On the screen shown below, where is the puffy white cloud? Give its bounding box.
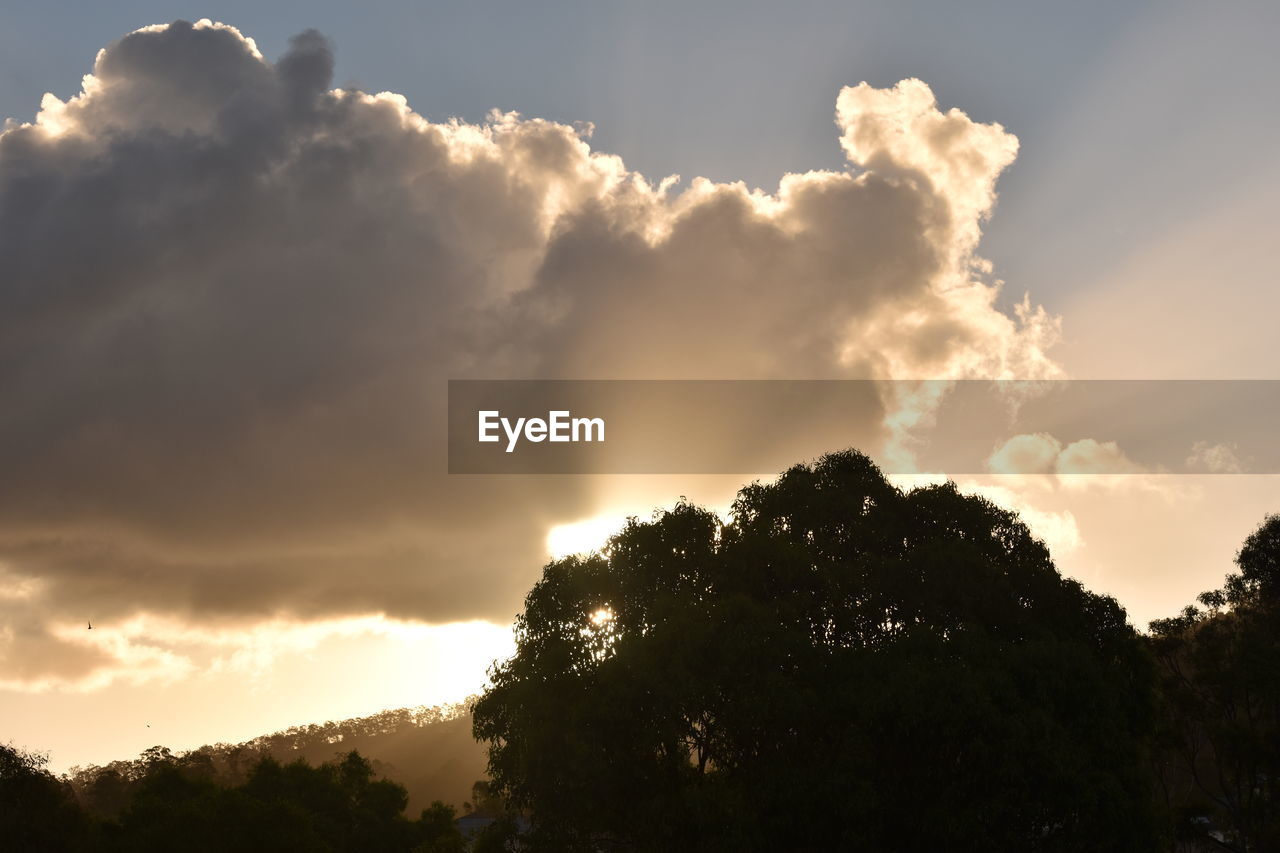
[1055,438,1150,476]
[986,432,1063,475]
[1187,441,1245,474]
[987,433,1149,476]
[984,434,1199,507]
[0,20,1057,688]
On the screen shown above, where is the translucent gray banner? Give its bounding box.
[447,380,1280,475]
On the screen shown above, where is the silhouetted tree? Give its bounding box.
[474,450,1163,851]
[1150,514,1280,851]
[103,749,465,852]
[49,701,483,848]
[414,801,467,852]
[67,698,480,817]
[470,815,522,853]
[465,779,505,815]
[459,778,523,852]
[79,765,132,819]
[0,742,93,851]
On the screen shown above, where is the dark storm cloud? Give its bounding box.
[0,20,1056,687]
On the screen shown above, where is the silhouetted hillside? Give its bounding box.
[67,701,487,816]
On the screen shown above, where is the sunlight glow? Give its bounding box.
[5,614,515,699]
[546,515,629,559]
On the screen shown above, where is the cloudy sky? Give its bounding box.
[2,0,1278,772]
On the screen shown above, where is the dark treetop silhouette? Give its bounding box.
[474,450,1163,852]
[1150,514,1280,852]
[2,741,470,853]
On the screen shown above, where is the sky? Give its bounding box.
[1,0,1277,772]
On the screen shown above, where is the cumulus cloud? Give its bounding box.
[1187,441,1245,474]
[987,433,1151,476]
[984,433,1199,508]
[985,432,1065,475]
[1055,439,1151,476]
[0,21,1057,688]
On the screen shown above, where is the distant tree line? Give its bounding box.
[62,700,474,808]
[2,744,467,852]
[5,450,1280,850]
[2,701,498,851]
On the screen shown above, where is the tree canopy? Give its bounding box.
[473,450,1162,851]
[2,744,467,853]
[1150,514,1280,851]
[1,742,93,851]
[66,700,482,818]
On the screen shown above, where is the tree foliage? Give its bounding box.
[66,699,479,816]
[4,745,465,852]
[473,450,1162,851]
[1,742,94,851]
[1150,514,1280,851]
